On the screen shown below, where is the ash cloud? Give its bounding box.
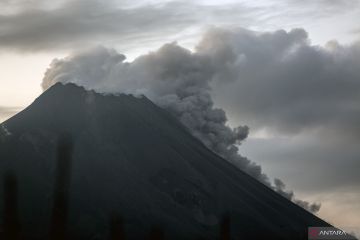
[200,28,360,139]
[274,178,321,213]
[1,0,359,52]
[41,27,337,213]
[41,44,268,183]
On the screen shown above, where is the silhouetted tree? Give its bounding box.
[49,133,73,240]
[148,226,164,240]
[110,214,126,240]
[220,214,230,240]
[3,172,21,240]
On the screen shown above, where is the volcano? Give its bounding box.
[0,83,331,239]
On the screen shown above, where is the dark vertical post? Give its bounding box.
[148,226,164,240]
[50,133,73,240]
[110,214,126,240]
[220,214,230,240]
[3,172,21,240]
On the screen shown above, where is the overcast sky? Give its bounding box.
[0,0,360,234]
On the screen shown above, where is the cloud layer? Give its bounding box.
[0,0,254,52]
[1,0,359,52]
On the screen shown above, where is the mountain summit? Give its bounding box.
[0,83,330,239]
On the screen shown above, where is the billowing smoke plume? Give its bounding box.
[274,178,321,213]
[42,28,321,213]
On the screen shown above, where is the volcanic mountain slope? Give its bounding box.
[0,83,330,239]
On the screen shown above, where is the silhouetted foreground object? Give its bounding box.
[0,83,332,239]
[220,214,230,240]
[50,134,73,240]
[3,172,21,240]
[148,227,164,240]
[110,214,126,240]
